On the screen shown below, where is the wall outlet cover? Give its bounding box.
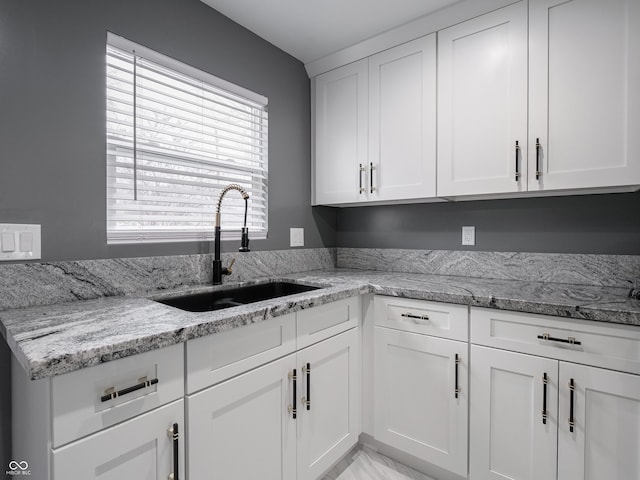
[462,226,475,246]
[290,228,304,247]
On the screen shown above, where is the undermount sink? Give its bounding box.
[156,281,322,312]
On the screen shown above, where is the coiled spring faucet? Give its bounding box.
[213,184,250,285]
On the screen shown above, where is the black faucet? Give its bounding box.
[213,184,251,285]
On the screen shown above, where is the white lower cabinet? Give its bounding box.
[12,343,185,480]
[53,399,184,480]
[470,307,640,480]
[371,296,469,477]
[558,363,640,480]
[187,327,361,480]
[374,327,468,477]
[470,346,558,480]
[187,353,297,480]
[297,328,361,480]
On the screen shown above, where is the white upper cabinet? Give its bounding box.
[437,2,528,197]
[314,0,639,202]
[438,0,640,197]
[314,59,368,205]
[368,35,437,201]
[528,0,640,191]
[314,36,437,205]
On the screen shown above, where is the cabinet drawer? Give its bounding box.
[471,307,640,374]
[187,313,296,393]
[296,296,360,349]
[52,343,183,448]
[374,296,468,341]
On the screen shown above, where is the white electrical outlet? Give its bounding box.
[462,226,475,246]
[290,228,304,247]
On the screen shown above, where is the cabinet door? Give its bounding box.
[437,2,528,197]
[470,346,557,480]
[52,399,184,480]
[297,328,361,480]
[314,59,368,205]
[374,327,467,476]
[558,363,640,480]
[529,0,640,191]
[369,35,436,201]
[187,354,296,480]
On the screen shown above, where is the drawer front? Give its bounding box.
[52,343,184,448]
[296,296,360,349]
[374,296,468,341]
[187,313,296,394]
[471,307,640,374]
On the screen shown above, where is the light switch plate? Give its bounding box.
[462,226,475,246]
[290,228,304,247]
[0,224,41,261]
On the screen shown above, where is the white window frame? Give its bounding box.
[106,32,268,244]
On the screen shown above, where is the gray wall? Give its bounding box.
[0,0,338,465]
[336,191,640,254]
[0,0,336,262]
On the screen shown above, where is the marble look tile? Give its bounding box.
[337,248,640,288]
[322,446,435,480]
[0,248,336,311]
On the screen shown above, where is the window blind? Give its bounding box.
[106,33,268,244]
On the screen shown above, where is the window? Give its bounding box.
[106,33,268,244]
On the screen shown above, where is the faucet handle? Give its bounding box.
[226,258,236,275]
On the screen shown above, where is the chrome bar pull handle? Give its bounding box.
[454,354,460,399]
[167,422,179,480]
[101,376,159,402]
[401,312,430,321]
[537,333,582,346]
[535,138,542,180]
[568,378,575,432]
[542,373,548,425]
[288,369,297,419]
[359,164,365,194]
[515,141,521,181]
[370,163,376,193]
[302,363,311,411]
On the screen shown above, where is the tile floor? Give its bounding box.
[321,446,436,480]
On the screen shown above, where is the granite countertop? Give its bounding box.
[1,268,639,381]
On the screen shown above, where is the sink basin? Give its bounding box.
[156,281,321,312]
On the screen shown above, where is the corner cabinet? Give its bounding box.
[470,307,640,480]
[438,0,640,198]
[314,35,437,206]
[373,297,469,477]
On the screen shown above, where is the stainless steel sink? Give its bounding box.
[155,281,321,312]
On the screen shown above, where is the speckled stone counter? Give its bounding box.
[1,267,639,381]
